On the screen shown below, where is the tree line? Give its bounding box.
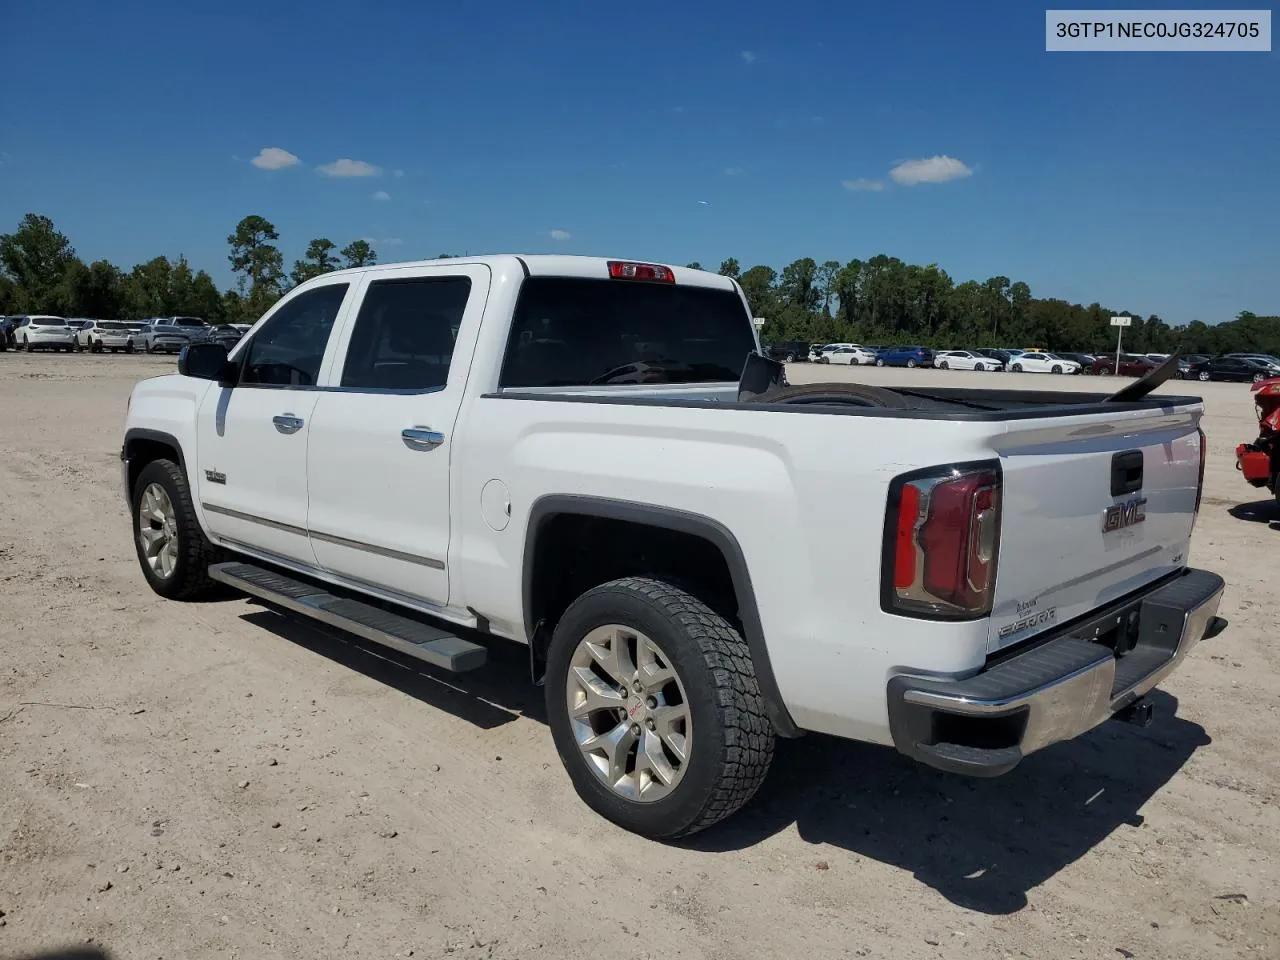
[1,211,1276,355]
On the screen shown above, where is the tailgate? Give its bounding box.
[987,403,1203,653]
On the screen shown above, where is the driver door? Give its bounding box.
[194,279,356,567]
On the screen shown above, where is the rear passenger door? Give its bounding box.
[306,263,491,608]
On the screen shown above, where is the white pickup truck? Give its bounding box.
[121,255,1225,839]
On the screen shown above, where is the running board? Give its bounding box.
[209,561,487,673]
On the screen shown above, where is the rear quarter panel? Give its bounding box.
[452,396,999,745]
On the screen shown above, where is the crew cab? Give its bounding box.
[120,255,1225,840]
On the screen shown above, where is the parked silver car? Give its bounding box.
[139,316,212,354]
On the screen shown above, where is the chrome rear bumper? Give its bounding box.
[887,568,1225,776]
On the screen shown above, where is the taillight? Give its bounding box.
[607,260,676,283]
[883,462,1002,619]
[1193,426,1207,519]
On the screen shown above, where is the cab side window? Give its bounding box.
[240,284,349,387]
[340,276,472,390]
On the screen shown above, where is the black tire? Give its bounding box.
[545,577,775,840]
[125,343,135,354]
[130,459,223,601]
[906,359,917,368]
[1254,373,1266,383]
[1011,363,1022,372]
[938,361,949,369]
[23,338,32,352]
[783,353,795,363]
[1198,371,1210,381]
[876,358,885,367]
[1051,365,1062,374]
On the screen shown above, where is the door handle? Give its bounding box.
[401,427,445,450]
[273,413,305,434]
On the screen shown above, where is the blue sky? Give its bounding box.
[2,0,1276,325]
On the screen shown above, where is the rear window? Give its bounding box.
[174,317,205,327]
[100,321,125,331]
[32,318,66,326]
[499,277,755,388]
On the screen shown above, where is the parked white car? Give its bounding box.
[935,350,1004,371]
[76,319,136,353]
[121,254,1223,840]
[1008,351,1080,374]
[11,315,76,352]
[825,345,878,365]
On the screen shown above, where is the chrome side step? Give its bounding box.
[209,561,487,673]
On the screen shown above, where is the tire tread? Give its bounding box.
[134,459,223,601]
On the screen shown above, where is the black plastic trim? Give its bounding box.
[878,459,1004,622]
[514,256,531,277]
[522,494,801,738]
[1110,449,1144,496]
[122,427,187,478]
[479,388,1203,422]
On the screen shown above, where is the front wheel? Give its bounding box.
[1051,365,1062,374]
[1198,371,1210,381]
[1255,373,1266,383]
[875,359,885,367]
[545,577,775,840]
[131,459,223,600]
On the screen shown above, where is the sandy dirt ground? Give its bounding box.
[0,352,1276,960]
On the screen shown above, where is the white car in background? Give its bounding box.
[1007,351,1080,375]
[825,344,878,365]
[935,350,1004,371]
[76,319,137,353]
[11,315,76,352]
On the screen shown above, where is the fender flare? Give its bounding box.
[522,494,801,738]
[122,427,187,483]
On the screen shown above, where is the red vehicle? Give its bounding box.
[1236,377,1280,497]
[1089,353,1158,376]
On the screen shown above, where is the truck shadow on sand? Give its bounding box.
[240,605,1210,916]
[686,691,1209,914]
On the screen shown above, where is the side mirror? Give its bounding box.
[178,342,236,385]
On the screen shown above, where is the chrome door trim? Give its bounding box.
[202,501,308,537]
[310,528,446,570]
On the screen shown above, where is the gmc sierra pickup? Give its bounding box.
[121,255,1225,839]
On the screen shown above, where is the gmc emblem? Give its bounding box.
[1102,496,1147,532]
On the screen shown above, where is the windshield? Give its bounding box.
[174,317,205,327]
[499,278,756,387]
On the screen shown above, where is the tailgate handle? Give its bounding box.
[1111,450,1144,496]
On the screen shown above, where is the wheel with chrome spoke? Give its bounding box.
[546,577,775,839]
[131,459,222,600]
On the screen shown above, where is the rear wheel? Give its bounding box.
[1254,372,1266,383]
[906,359,917,368]
[131,459,223,601]
[1011,363,1022,372]
[545,577,774,840]
[938,361,949,369]
[1198,371,1210,381]
[783,353,795,363]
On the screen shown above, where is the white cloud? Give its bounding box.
[393,169,405,178]
[548,229,571,241]
[723,166,746,176]
[888,155,973,186]
[317,158,382,177]
[841,178,885,192]
[372,190,391,201]
[251,147,300,170]
[740,50,756,64]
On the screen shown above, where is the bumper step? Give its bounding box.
[209,562,487,673]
